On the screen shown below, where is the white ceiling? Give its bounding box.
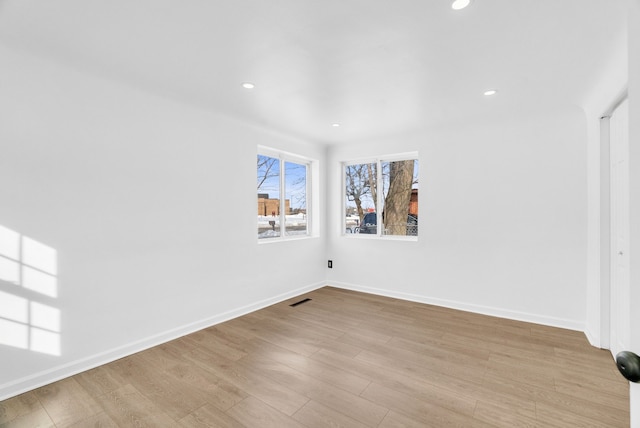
[0,0,629,144]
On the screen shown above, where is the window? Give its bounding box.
[257,148,312,241]
[344,155,419,238]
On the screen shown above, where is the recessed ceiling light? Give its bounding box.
[451,0,472,10]
[332,123,340,127]
[484,89,498,96]
[242,82,255,89]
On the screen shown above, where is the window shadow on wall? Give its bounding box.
[0,224,61,356]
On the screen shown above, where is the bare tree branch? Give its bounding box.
[257,155,278,190]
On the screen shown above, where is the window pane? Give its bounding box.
[257,155,281,239]
[345,163,377,234]
[284,161,307,236]
[381,159,418,236]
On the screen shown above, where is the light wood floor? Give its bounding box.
[0,287,630,427]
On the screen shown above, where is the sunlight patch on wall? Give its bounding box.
[30,327,60,356]
[0,225,20,284]
[23,266,57,298]
[0,290,28,323]
[0,224,61,356]
[22,237,57,276]
[0,256,20,284]
[0,319,29,350]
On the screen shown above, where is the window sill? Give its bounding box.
[258,234,317,244]
[342,234,418,242]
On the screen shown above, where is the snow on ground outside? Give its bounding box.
[258,213,307,239]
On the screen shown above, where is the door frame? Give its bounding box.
[599,90,628,355]
[606,96,631,358]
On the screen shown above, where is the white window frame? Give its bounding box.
[257,146,315,243]
[342,152,419,241]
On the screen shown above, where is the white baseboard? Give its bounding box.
[329,281,585,332]
[584,327,602,349]
[0,281,325,401]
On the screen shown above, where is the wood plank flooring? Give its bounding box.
[0,286,630,427]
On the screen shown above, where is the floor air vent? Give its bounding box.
[289,298,312,307]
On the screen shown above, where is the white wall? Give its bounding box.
[0,44,326,400]
[327,108,588,329]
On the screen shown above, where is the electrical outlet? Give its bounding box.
[328,260,333,268]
